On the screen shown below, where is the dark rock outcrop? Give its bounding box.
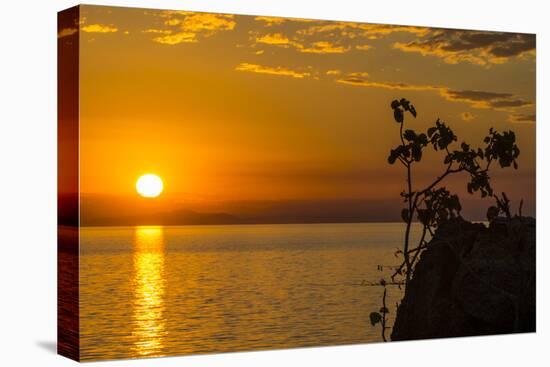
[391,217,535,341]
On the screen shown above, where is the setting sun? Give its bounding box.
[136,174,163,198]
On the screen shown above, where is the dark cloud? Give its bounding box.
[441,89,532,110]
[509,113,536,123]
[337,75,534,113]
[394,30,535,65]
[490,99,533,108]
[490,35,536,57]
[444,89,513,101]
[457,32,515,49]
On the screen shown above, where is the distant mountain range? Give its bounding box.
[58,193,533,227]
[83,209,242,226]
[71,195,406,226]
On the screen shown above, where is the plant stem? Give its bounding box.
[381,287,388,342]
[404,162,413,286]
[399,120,414,287]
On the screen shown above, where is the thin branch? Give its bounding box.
[417,164,462,197]
[409,225,428,269]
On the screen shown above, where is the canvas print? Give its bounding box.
[58,4,536,362]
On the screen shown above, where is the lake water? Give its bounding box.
[79,223,420,361]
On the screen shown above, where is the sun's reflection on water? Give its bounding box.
[132,226,166,356]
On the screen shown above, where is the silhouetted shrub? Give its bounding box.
[369,98,520,341]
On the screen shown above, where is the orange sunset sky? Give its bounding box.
[59,5,536,225]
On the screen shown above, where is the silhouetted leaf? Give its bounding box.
[403,129,416,142]
[418,133,428,145]
[409,105,417,118]
[394,108,404,123]
[412,145,422,161]
[369,312,382,326]
[388,150,398,165]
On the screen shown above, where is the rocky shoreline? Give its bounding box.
[391,217,535,340]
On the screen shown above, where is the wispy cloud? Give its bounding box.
[142,29,172,35]
[336,75,437,91]
[254,16,286,26]
[235,63,311,79]
[254,16,315,27]
[252,20,425,56]
[296,22,429,40]
[254,32,351,54]
[153,32,197,45]
[356,44,373,51]
[168,13,235,32]
[256,33,301,48]
[347,71,370,78]
[150,11,236,45]
[300,41,350,54]
[81,24,118,33]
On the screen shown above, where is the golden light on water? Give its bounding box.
[132,226,166,356]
